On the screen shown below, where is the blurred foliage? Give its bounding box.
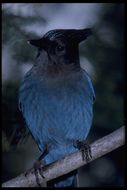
[2,6,46,62]
[82,3,124,134]
[2,3,124,186]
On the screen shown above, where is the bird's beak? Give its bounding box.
[73,28,92,43]
[27,38,46,48]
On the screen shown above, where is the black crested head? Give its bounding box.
[28,28,92,48]
[28,28,92,67]
[43,28,92,43]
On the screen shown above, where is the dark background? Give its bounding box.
[2,3,125,187]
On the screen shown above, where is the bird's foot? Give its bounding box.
[33,159,46,187]
[25,145,49,187]
[74,140,92,162]
[24,159,46,187]
[33,144,49,186]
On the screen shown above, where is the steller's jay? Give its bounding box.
[19,28,95,187]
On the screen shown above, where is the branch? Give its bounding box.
[2,126,125,187]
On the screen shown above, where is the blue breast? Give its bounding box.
[19,68,95,164]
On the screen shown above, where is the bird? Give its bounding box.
[18,28,95,187]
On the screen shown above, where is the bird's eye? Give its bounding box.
[57,45,64,52]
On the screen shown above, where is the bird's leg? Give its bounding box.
[73,140,92,162]
[34,145,49,187]
[33,156,45,187]
[25,145,49,187]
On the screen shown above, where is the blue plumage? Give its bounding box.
[19,29,95,187]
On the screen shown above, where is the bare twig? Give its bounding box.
[2,126,125,187]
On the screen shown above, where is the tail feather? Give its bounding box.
[47,170,78,187]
